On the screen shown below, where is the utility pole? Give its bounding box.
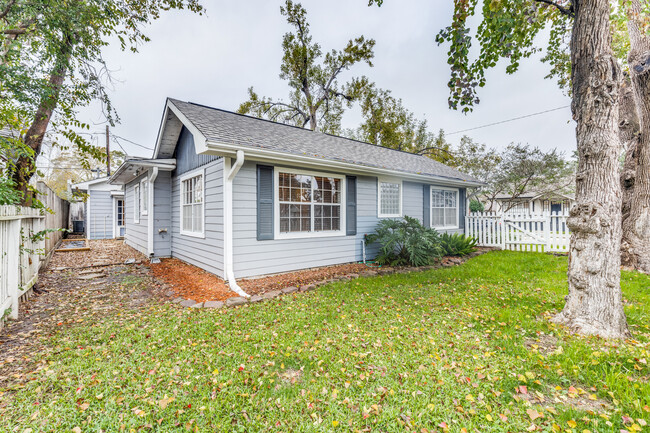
[106,125,111,176]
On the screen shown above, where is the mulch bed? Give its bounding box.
[240,263,369,296]
[149,258,235,303]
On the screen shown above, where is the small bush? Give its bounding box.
[440,233,478,257]
[469,200,484,212]
[365,216,442,266]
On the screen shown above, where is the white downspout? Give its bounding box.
[224,150,248,297]
[147,167,159,257]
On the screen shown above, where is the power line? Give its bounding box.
[446,105,570,136]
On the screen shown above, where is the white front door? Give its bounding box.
[115,197,125,237]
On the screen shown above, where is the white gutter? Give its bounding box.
[223,150,248,297]
[147,167,159,257]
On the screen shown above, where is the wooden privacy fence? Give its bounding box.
[1,206,45,322]
[465,211,571,253]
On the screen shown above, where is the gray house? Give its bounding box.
[109,99,481,296]
[72,177,125,239]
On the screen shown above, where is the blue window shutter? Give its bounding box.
[257,165,274,240]
[423,184,430,228]
[346,176,357,236]
[459,188,466,230]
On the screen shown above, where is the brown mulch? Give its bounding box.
[240,263,369,296]
[149,258,236,303]
[48,239,146,269]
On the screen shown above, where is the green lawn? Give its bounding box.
[1,251,649,432]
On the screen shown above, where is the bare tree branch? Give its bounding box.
[534,0,575,18]
[0,0,17,20]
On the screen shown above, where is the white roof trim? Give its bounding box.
[153,99,209,159]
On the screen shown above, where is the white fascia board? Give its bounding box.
[204,140,484,188]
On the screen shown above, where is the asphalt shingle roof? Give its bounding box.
[169,99,481,184]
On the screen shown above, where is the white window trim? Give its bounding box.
[273,166,346,239]
[140,178,149,216]
[179,167,206,238]
[377,177,403,218]
[133,183,140,223]
[430,186,460,230]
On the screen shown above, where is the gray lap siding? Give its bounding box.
[170,158,225,278]
[231,161,466,278]
[125,174,148,255]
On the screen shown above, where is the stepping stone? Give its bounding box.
[299,284,316,292]
[165,290,175,297]
[171,297,184,304]
[180,299,197,307]
[204,301,224,309]
[77,273,105,280]
[124,259,136,264]
[348,273,360,279]
[262,290,281,300]
[249,295,264,303]
[282,286,299,294]
[226,297,248,307]
[190,302,204,309]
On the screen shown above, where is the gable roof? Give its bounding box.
[154,98,483,186]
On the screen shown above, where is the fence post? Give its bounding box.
[500,213,506,250]
[543,211,551,253]
[7,218,21,320]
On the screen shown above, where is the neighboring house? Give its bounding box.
[109,98,482,294]
[71,177,125,239]
[491,191,575,214]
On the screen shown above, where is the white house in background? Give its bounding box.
[491,191,575,214]
[71,177,125,239]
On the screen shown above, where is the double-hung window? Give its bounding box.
[431,188,459,229]
[276,169,344,237]
[180,170,204,237]
[134,184,140,223]
[378,179,402,218]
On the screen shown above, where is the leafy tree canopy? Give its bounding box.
[238,0,375,134]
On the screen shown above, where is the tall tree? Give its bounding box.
[344,81,448,154]
[238,1,375,134]
[384,0,630,338]
[0,0,204,206]
[620,0,650,272]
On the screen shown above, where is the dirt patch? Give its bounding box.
[241,263,369,296]
[515,384,612,413]
[49,239,146,269]
[525,333,559,356]
[150,258,237,302]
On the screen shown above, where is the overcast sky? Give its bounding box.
[74,0,575,162]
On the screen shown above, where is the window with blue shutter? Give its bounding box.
[423,184,430,228]
[257,165,274,240]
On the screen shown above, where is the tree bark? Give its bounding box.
[12,46,70,206]
[621,0,650,273]
[552,0,630,339]
[619,74,641,268]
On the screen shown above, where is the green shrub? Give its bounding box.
[365,216,442,266]
[0,177,21,205]
[469,199,484,212]
[440,233,478,256]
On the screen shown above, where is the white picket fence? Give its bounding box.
[466,211,571,253]
[0,206,45,323]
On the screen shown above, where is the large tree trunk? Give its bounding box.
[12,49,69,206]
[621,0,650,273]
[552,0,630,339]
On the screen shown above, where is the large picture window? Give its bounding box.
[276,169,344,237]
[378,179,402,217]
[431,188,458,228]
[180,171,204,237]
